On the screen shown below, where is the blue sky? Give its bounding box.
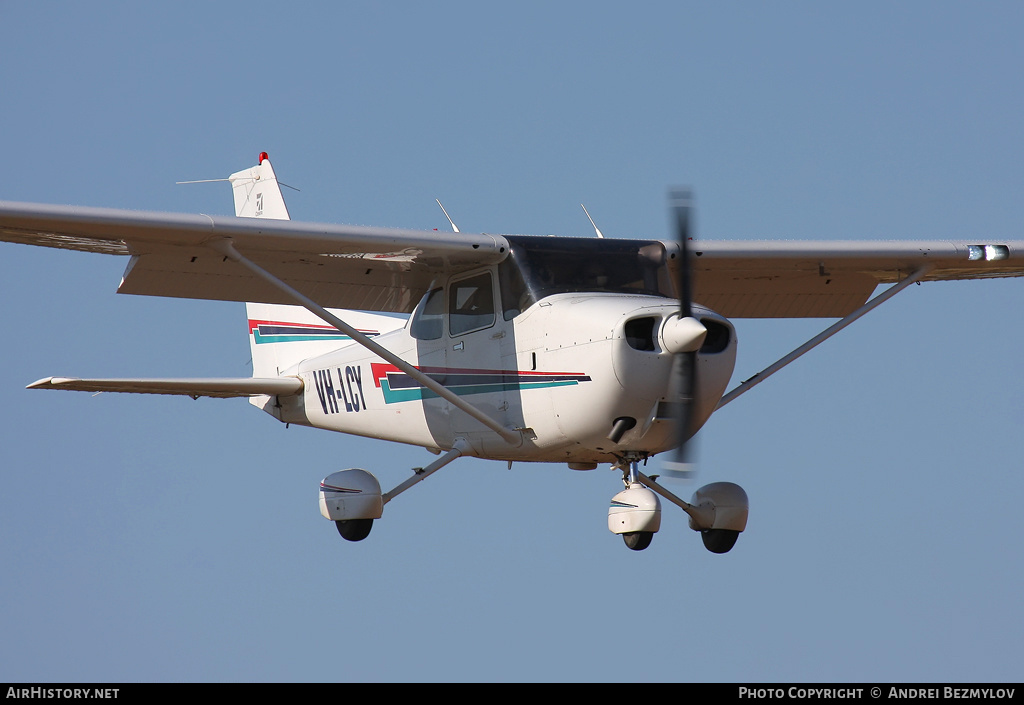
[2,1,1023,682]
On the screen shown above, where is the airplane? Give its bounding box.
[2,152,1023,554]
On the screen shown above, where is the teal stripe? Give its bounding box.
[253,331,353,345]
[379,379,579,404]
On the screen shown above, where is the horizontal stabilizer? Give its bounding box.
[27,376,303,399]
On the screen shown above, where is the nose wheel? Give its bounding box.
[609,457,662,551]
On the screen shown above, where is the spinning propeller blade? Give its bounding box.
[662,189,700,480]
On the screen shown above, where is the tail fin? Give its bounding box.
[228,152,291,220]
[231,153,302,381]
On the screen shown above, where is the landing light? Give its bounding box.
[968,244,1009,261]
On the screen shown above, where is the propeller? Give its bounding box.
[660,188,704,480]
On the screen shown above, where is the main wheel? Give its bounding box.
[622,531,653,551]
[336,519,373,542]
[701,529,739,554]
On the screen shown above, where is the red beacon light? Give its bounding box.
[258,152,269,164]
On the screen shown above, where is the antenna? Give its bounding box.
[177,178,299,191]
[581,204,604,238]
[436,199,460,233]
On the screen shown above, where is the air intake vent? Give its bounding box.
[700,319,731,353]
[624,316,657,351]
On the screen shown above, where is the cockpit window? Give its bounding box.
[449,272,495,335]
[503,236,673,306]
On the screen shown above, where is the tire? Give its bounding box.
[622,531,653,551]
[336,519,373,542]
[701,529,739,554]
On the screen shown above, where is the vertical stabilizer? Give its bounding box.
[232,153,295,384]
[228,152,291,220]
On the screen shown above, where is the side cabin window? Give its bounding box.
[449,272,495,336]
[410,288,444,340]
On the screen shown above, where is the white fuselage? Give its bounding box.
[263,292,737,465]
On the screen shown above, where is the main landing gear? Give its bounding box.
[320,469,383,542]
[319,442,469,543]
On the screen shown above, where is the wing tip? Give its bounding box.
[27,376,69,389]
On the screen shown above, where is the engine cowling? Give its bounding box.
[319,469,383,521]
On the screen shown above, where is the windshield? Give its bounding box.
[499,236,673,318]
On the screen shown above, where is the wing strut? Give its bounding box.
[630,469,715,530]
[382,439,468,505]
[717,265,933,409]
[209,238,522,445]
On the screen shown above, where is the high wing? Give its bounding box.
[0,201,508,313]
[27,376,303,398]
[681,239,1024,317]
[2,200,1024,318]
